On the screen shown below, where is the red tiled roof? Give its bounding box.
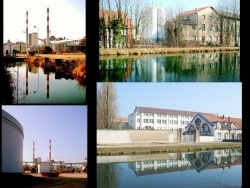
[181,6,211,16]
[203,114,242,129]
[135,106,241,129]
[135,106,199,116]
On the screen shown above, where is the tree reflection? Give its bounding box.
[97,163,122,188]
[99,52,240,82]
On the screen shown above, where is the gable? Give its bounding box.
[185,113,214,136]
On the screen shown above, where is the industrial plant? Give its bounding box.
[2,108,87,182]
[3,7,86,57]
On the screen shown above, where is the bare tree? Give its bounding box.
[97,83,118,129]
[165,3,186,47]
[215,0,240,46]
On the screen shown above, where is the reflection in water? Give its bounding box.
[99,52,240,82]
[97,149,242,188]
[5,59,86,104]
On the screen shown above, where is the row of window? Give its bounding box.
[217,133,242,140]
[142,113,191,119]
[201,15,219,21]
[137,118,189,125]
[190,35,219,43]
[192,24,218,32]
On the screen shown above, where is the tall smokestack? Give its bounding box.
[33,141,35,163]
[26,11,28,55]
[49,139,51,163]
[46,7,49,46]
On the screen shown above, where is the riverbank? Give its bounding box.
[97,142,242,156]
[16,53,86,60]
[99,46,240,56]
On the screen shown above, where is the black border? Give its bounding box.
[1,0,247,187]
[241,0,248,187]
[86,0,98,187]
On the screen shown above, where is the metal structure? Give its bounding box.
[34,26,39,56]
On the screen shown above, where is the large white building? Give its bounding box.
[140,6,167,44]
[128,106,242,139]
[128,106,202,130]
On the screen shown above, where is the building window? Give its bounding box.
[202,15,205,19]
[192,25,196,29]
[209,24,212,31]
[190,36,196,41]
[157,119,161,124]
[237,133,242,140]
[214,25,218,32]
[218,133,221,140]
[208,15,212,20]
[202,24,205,31]
[208,36,212,42]
[202,36,205,42]
[143,119,148,123]
[215,37,219,43]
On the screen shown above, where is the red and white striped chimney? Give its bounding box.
[46,7,49,46]
[26,11,28,55]
[33,141,35,163]
[49,139,51,162]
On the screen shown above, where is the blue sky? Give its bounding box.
[98,83,242,119]
[2,105,87,163]
[149,0,219,10]
[3,0,86,43]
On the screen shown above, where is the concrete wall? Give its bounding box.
[97,130,180,145]
[200,136,214,142]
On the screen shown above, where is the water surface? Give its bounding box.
[99,52,240,82]
[6,62,86,104]
[97,149,242,188]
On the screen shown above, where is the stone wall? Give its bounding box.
[97,130,180,145]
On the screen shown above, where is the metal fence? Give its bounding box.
[183,134,194,143]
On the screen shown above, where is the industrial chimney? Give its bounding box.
[33,141,35,163]
[46,7,49,46]
[49,139,51,163]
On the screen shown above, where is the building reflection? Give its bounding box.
[127,149,242,176]
[99,52,240,82]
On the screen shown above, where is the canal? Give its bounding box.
[99,51,240,82]
[5,61,86,104]
[97,148,242,188]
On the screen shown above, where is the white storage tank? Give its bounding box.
[2,109,24,173]
[38,162,51,173]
